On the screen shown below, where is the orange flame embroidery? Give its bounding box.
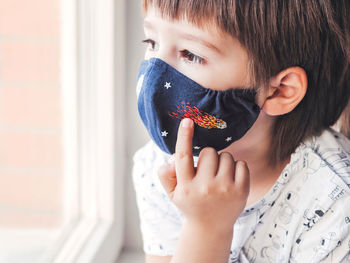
[169,102,227,129]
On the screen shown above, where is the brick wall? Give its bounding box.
[0,0,63,229]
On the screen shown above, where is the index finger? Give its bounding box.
[175,118,195,184]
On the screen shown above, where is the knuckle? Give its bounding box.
[199,184,213,196]
[157,165,167,177]
[219,184,232,194]
[173,190,187,205]
[157,169,164,178]
[178,185,191,198]
[177,151,191,161]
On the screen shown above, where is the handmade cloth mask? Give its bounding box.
[137,58,261,156]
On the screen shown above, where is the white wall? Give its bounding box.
[123,0,150,251]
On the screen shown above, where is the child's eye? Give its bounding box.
[180,50,204,64]
[142,38,159,51]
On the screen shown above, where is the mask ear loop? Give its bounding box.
[258,99,266,111]
[239,87,263,112]
[252,86,268,111]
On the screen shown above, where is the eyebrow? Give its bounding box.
[143,20,222,54]
[179,32,222,54]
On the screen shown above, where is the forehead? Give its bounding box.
[144,7,217,33]
[142,1,228,35]
[144,8,237,53]
[143,6,234,47]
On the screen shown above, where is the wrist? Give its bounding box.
[170,218,234,263]
[183,217,234,238]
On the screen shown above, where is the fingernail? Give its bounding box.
[181,118,193,128]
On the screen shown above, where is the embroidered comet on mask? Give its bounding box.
[169,102,227,129]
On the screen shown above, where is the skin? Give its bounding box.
[142,7,308,263]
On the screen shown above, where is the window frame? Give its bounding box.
[51,0,126,262]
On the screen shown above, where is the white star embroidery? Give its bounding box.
[225,137,232,142]
[164,82,171,89]
[194,146,201,150]
[161,131,168,137]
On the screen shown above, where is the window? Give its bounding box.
[0,0,125,262]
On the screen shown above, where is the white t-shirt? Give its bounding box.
[132,128,350,262]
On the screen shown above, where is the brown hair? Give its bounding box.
[142,0,350,164]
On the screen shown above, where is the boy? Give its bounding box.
[133,0,350,262]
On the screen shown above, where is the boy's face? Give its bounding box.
[141,7,280,160]
[143,7,255,95]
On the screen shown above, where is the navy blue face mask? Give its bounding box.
[137,58,261,156]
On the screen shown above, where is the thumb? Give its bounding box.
[157,161,177,197]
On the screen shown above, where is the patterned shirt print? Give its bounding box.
[132,128,350,262]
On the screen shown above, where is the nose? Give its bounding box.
[152,42,177,69]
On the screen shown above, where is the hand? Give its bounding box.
[158,118,250,232]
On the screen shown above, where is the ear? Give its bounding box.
[261,67,307,116]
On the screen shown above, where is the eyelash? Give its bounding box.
[142,39,158,51]
[179,49,204,64]
[142,39,204,65]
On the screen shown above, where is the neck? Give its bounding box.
[220,112,290,207]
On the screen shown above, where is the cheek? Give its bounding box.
[144,49,153,60]
[180,69,235,91]
[221,61,250,88]
[178,68,220,90]
[201,56,251,91]
[196,65,250,91]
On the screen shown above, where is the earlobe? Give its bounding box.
[262,67,308,116]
